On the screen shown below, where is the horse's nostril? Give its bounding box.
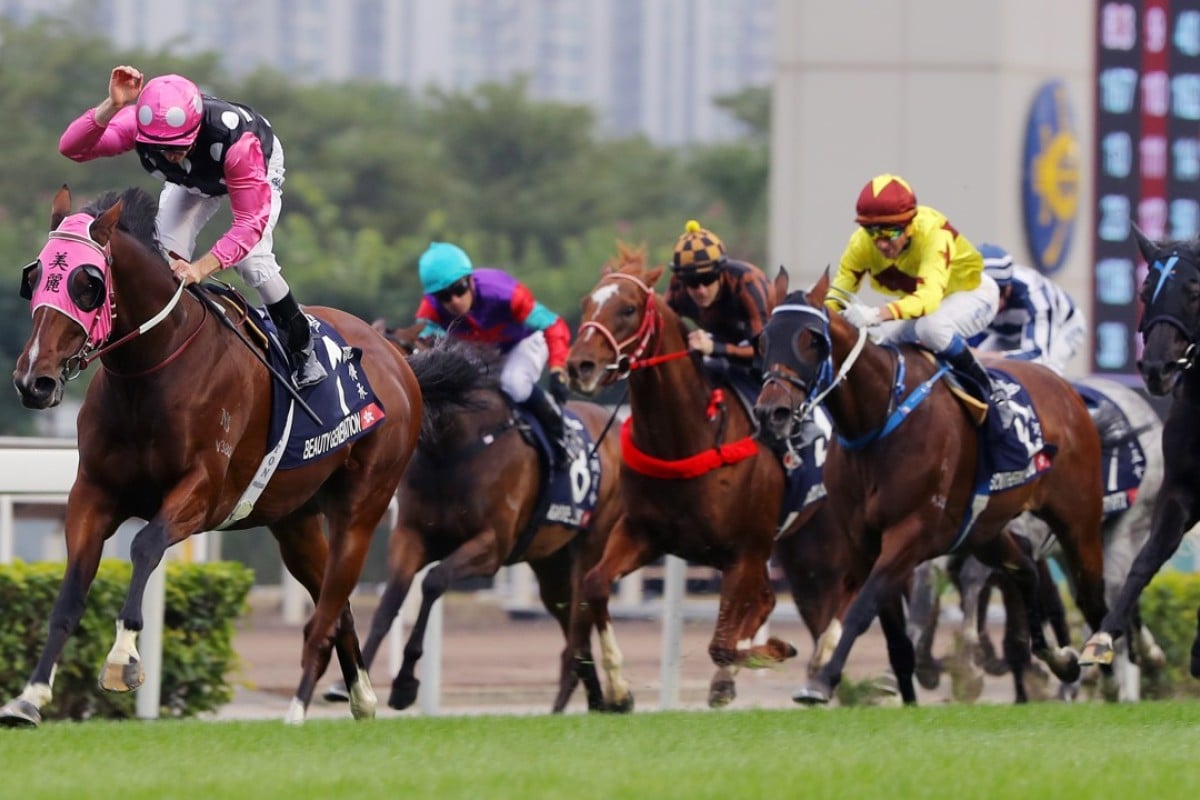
[771,407,790,426]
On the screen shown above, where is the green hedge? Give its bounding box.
[0,559,253,720]
[1135,570,1200,698]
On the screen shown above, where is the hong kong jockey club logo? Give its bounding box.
[1022,79,1080,275]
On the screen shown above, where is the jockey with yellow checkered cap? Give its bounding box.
[827,175,1012,429]
[665,219,774,402]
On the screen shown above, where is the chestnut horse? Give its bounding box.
[1081,230,1200,675]
[567,244,900,707]
[326,337,630,712]
[2,186,421,727]
[754,269,1108,703]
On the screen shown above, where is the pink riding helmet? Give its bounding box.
[135,74,204,147]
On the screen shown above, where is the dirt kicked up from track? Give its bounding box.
[217,588,1019,720]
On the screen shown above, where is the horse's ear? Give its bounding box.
[90,199,124,247]
[773,266,789,301]
[370,318,388,334]
[645,265,665,287]
[50,184,71,231]
[809,267,831,307]
[1131,222,1159,263]
[396,321,425,342]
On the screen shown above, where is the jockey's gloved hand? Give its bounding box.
[842,303,883,329]
[549,368,570,405]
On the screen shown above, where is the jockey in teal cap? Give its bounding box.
[418,242,474,294]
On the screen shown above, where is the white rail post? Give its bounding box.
[0,495,12,564]
[659,555,686,709]
[135,559,166,720]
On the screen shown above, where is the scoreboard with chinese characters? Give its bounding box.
[1094,0,1200,375]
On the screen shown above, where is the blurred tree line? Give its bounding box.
[0,18,768,434]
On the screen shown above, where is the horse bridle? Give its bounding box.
[761,303,868,427]
[575,272,664,382]
[24,221,190,379]
[1139,255,1200,372]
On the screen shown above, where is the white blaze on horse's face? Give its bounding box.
[587,284,621,321]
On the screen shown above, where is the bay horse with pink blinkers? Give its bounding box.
[754,268,1108,704]
[2,186,421,727]
[566,244,802,707]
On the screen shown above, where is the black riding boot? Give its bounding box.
[944,347,1014,430]
[268,294,327,389]
[526,385,568,469]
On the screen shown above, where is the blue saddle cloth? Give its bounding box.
[948,365,1054,552]
[776,406,832,532]
[511,406,602,556]
[255,310,386,470]
[1073,382,1149,517]
[979,367,1054,493]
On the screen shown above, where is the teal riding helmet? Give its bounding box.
[419,242,474,294]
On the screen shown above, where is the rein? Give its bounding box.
[84,279,189,371]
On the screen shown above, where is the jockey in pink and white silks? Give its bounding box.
[972,244,1088,377]
[58,64,326,388]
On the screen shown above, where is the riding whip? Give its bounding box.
[186,284,324,426]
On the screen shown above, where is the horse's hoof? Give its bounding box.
[98,660,144,693]
[792,681,831,705]
[388,677,419,710]
[0,699,41,729]
[950,667,984,704]
[1039,647,1081,684]
[915,660,942,690]
[1145,644,1167,672]
[322,681,350,703]
[982,656,1010,677]
[708,678,736,708]
[1079,633,1114,666]
[605,692,635,714]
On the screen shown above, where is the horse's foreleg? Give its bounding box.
[389,529,502,711]
[796,522,924,706]
[0,492,119,728]
[101,518,177,693]
[1082,485,1199,666]
[581,516,658,710]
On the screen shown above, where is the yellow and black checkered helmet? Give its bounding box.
[671,219,726,273]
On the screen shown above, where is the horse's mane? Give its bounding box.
[406,338,504,448]
[81,188,162,256]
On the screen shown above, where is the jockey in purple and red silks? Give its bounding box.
[58,64,326,388]
[415,241,575,467]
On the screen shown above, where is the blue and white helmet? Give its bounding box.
[979,243,1014,286]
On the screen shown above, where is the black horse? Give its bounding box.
[1081,229,1200,676]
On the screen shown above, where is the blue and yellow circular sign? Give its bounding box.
[1022,80,1079,275]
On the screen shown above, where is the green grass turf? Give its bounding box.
[4,702,1200,799]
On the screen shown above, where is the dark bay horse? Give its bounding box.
[327,337,630,712]
[754,269,1108,704]
[1081,230,1200,676]
[3,186,421,727]
[565,244,873,707]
